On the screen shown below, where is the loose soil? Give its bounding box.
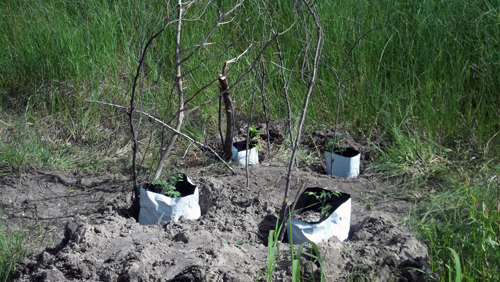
[1,162,429,281]
[293,210,323,223]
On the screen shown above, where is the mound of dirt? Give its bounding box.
[4,166,429,281]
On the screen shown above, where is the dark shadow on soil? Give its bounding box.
[258,214,278,246]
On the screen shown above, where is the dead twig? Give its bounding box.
[87,100,235,174]
[278,0,323,241]
[219,61,235,160]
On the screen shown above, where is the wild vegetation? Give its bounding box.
[1,0,499,281]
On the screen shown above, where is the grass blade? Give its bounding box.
[447,247,462,282]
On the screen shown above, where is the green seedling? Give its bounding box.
[66,185,74,195]
[245,125,264,149]
[326,134,347,153]
[304,190,341,219]
[150,174,184,198]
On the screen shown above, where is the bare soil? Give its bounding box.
[1,162,429,281]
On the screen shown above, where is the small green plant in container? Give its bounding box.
[326,134,347,153]
[287,187,352,244]
[246,125,264,149]
[233,125,263,166]
[325,134,360,178]
[304,190,341,219]
[139,173,200,224]
[149,173,184,198]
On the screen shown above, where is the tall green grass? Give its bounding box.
[414,170,500,281]
[370,124,500,281]
[317,0,500,155]
[0,217,47,282]
[0,219,25,282]
[1,0,498,156]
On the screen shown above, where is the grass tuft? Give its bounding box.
[0,220,24,282]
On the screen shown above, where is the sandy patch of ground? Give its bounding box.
[1,163,428,281]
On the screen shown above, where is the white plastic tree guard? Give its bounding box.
[232,141,259,166]
[138,174,201,225]
[286,188,351,244]
[325,147,360,178]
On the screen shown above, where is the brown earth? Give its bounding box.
[1,160,429,281]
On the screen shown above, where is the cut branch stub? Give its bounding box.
[219,62,234,160]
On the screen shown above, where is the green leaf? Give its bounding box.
[292,259,301,282]
[447,247,462,282]
[294,241,327,282]
[326,134,347,151]
[335,134,348,142]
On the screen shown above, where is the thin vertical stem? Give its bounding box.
[278,0,323,240]
[153,0,185,180]
[260,62,271,159]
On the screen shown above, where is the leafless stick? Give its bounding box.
[278,0,323,241]
[285,180,309,224]
[258,5,271,159]
[260,61,271,159]
[153,0,186,180]
[275,179,308,242]
[183,142,194,159]
[128,3,178,203]
[87,100,235,174]
[203,116,211,146]
[245,60,260,188]
[219,62,235,160]
[269,20,303,150]
[289,180,309,215]
[275,35,296,147]
[218,94,224,146]
[226,44,252,64]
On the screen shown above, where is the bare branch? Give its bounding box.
[260,62,271,159]
[219,63,235,160]
[87,100,235,174]
[153,0,186,180]
[226,44,253,64]
[184,34,277,116]
[278,0,323,241]
[178,0,244,66]
[269,16,304,150]
[127,2,181,202]
[245,59,260,188]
